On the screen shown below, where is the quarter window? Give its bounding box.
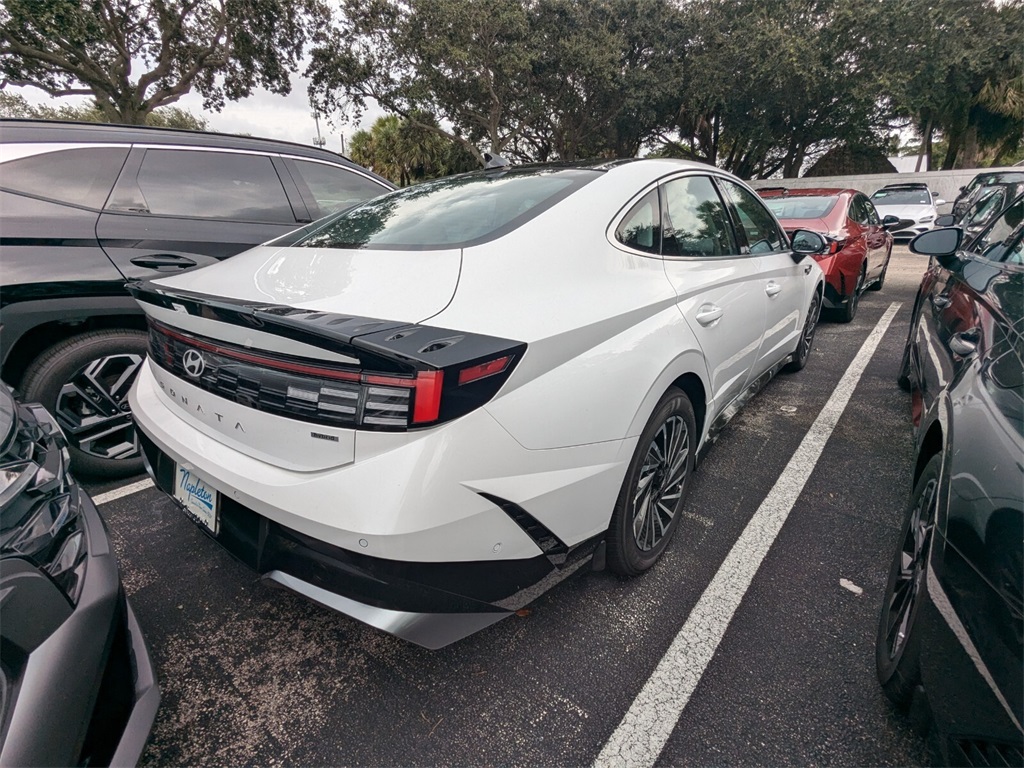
[134,149,294,222]
[291,159,390,215]
[718,179,784,253]
[0,147,129,208]
[969,198,1024,263]
[615,189,661,254]
[660,176,736,257]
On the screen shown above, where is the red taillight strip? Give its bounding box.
[458,356,512,385]
[153,322,366,383]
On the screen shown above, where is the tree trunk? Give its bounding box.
[960,125,979,169]
[915,114,932,172]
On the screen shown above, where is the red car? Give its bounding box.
[760,188,897,322]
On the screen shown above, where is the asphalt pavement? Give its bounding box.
[86,246,931,766]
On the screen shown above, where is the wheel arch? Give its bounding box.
[623,350,712,450]
[1,299,145,388]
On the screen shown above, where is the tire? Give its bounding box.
[869,249,891,292]
[876,454,940,708]
[21,329,148,478]
[607,387,696,576]
[835,263,865,323]
[784,289,821,373]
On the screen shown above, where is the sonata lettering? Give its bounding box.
[157,376,245,432]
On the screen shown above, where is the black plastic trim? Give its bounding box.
[479,493,569,566]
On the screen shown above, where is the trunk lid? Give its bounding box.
[152,245,462,324]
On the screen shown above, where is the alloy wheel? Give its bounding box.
[882,476,937,662]
[801,292,821,359]
[632,415,690,551]
[54,353,144,461]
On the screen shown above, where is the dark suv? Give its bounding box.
[0,120,394,477]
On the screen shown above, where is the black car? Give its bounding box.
[952,171,1024,220]
[0,384,158,765]
[879,197,1023,765]
[0,119,394,477]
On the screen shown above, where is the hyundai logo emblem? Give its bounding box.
[182,349,206,378]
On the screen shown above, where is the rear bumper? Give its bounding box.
[136,425,599,649]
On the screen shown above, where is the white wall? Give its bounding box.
[748,166,1020,213]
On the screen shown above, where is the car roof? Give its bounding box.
[0,118,382,175]
[875,183,929,191]
[757,187,856,198]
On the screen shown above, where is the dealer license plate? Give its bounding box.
[173,463,219,535]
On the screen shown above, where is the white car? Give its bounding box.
[869,184,945,240]
[128,159,826,648]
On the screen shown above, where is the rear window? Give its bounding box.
[871,188,929,205]
[764,196,838,220]
[290,159,391,215]
[1,147,129,208]
[296,168,598,250]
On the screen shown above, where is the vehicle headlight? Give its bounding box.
[919,215,934,223]
[0,389,87,604]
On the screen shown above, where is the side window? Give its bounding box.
[0,147,129,208]
[661,176,736,257]
[718,179,784,253]
[290,159,390,216]
[133,149,294,222]
[969,198,1024,263]
[847,197,864,224]
[863,197,881,225]
[615,189,661,254]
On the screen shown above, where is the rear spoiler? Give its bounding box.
[126,280,524,374]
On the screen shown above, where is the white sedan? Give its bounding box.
[128,159,826,648]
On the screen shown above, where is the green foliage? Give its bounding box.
[350,113,477,185]
[308,0,1021,176]
[0,91,209,129]
[0,0,329,124]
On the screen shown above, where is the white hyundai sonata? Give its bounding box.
[128,159,826,648]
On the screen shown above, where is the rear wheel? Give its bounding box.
[835,263,865,323]
[607,387,696,576]
[876,455,939,707]
[21,330,147,478]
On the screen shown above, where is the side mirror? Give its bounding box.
[958,185,966,192]
[910,227,963,258]
[790,229,827,261]
[934,214,957,227]
[935,198,947,206]
[881,215,901,231]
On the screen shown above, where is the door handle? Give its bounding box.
[765,281,782,298]
[948,329,979,356]
[130,254,198,270]
[932,295,951,308]
[695,304,724,327]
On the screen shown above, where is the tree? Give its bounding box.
[867,0,1023,170]
[0,91,209,129]
[350,113,476,185]
[0,0,329,125]
[307,0,685,165]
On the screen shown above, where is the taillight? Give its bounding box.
[826,237,846,255]
[458,356,512,385]
[147,320,524,431]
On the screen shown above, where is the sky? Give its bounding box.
[13,74,386,155]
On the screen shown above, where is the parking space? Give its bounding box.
[87,246,932,766]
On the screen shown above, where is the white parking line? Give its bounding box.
[92,478,154,506]
[594,302,902,768]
